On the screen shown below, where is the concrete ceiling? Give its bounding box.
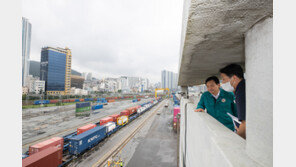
[178,0,273,86]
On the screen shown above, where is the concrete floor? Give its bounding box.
[126,100,178,167]
[22,98,153,153]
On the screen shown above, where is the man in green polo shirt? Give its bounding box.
[195,76,237,131]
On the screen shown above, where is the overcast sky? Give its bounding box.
[22,0,184,83]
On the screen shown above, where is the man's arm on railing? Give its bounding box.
[236,120,246,139]
[195,94,205,112]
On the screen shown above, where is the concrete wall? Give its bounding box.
[179,96,260,167]
[245,17,273,166]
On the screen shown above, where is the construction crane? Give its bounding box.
[154,88,170,99]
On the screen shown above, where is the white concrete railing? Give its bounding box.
[179,96,262,167]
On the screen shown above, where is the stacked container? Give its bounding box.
[23,147,62,167]
[76,102,91,116]
[29,137,64,155]
[77,124,96,135]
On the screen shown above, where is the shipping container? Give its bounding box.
[120,110,130,116]
[62,99,70,103]
[100,117,113,126]
[77,124,96,135]
[29,137,63,155]
[76,102,91,108]
[49,100,58,104]
[105,122,116,133]
[92,104,103,110]
[75,99,80,102]
[68,126,107,155]
[132,99,137,102]
[108,99,115,102]
[79,99,84,102]
[69,99,75,102]
[34,100,50,105]
[137,98,141,101]
[117,116,128,126]
[109,114,120,122]
[23,147,62,167]
[127,107,137,115]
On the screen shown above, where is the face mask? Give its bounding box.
[221,82,234,92]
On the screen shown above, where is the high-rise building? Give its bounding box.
[40,47,72,95]
[161,70,178,91]
[86,73,92,81]
[71,75,85,89]
[22,17,32,87]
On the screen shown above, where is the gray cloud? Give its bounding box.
[22,0,183,83]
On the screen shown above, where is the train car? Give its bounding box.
[126,107,137,115]
[77,124,96,135]
[29,137,64,155]
[117,116,128,126]
[62,99,70,103]
[68,126,107,155]
[132,99,137,102]
[69,99,75,102]
[23,147,63,167]
[75,99,80,102]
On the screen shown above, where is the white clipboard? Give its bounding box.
[227,113,241,128]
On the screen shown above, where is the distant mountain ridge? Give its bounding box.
[29,60,81,77]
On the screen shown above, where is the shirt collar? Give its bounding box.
[211,90,220,99]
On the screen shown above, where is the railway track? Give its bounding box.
[22,99,153,150]
[91,100,166,167]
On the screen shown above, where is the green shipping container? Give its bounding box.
[75,106,91,113]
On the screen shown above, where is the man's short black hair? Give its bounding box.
[205,76,220,85]
[219,64,244,79]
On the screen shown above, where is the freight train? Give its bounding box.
[22,97,163,167]
[32,95,151,105]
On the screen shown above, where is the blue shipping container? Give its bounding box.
[34,100,50,105]
[92,104,103,110]
[68,126,107,155]
[75,99,80,102]
[132,99,137,102]
[76,102,90,108]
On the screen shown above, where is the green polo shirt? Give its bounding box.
[196,88,237,131]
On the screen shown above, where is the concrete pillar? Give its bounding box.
[245,16,273,166]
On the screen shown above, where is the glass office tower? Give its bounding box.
[40,47,72,95]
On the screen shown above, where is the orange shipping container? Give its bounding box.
[100,117,113,126]
[80,99,84,102]
[109,114,120,122]
[29,137,64,155]
[120,110,130,116]
[23,147,63,167]
[108,99,115,102]
[69,99,75,102]
[77,124,96,135]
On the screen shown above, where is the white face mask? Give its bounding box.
[221,82,234,92]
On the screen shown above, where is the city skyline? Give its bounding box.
[22,0,183,83]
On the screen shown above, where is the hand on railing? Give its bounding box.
[194,108,204,112]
